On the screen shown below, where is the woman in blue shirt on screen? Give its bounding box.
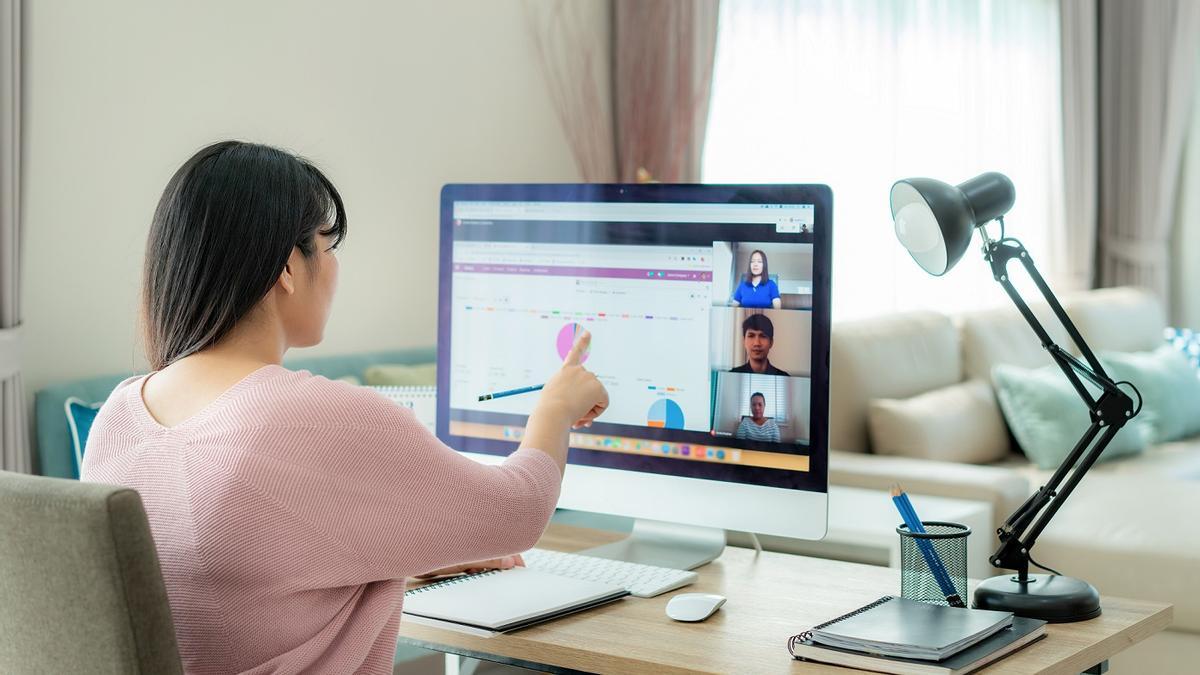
[730,249,781,309]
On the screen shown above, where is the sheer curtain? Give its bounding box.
[703,0,1065,320]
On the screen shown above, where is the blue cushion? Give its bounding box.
[1101,346,1200,443]
[1164,326,1200,369]
[992,363,1153,470]
[65,397,104,475]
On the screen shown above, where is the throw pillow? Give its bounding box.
[65,397,103,475]
[1164,326,1200,369]
[1101,345,1200,442]
[991,364,1153,470]
[363,363,437,387]
[867,380,1010,464]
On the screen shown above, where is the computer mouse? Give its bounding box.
[665,593,727,622]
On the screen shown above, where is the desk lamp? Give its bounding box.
[889,172,1140,622]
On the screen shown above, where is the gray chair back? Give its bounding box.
[0,470,183,674]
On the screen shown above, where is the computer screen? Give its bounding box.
[437,184,830,494]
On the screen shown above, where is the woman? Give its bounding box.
[730,249,782,309]
[81,141,608,675]
[735,392,781,443]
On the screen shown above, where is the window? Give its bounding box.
[703,0,1065,320]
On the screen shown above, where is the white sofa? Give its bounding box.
[826,287,1199,672]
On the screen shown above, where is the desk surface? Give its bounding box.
[397,524,1172,675]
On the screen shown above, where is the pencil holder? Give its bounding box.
[896,521,970,605]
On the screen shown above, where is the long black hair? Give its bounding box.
[142,141,347,370]
[743,249,769,284]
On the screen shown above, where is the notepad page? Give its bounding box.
[402,567,624,631]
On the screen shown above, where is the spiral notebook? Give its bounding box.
[369,385,436,434]
[403,567,628,635]
[788,596,1046,675]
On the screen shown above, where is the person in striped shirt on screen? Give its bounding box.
[734,392,781,443]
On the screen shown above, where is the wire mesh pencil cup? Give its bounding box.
[896,521,970,605]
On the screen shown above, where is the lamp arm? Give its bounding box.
[979,230,1137,580]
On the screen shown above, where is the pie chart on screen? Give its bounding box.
[647,399,685,429]
[556,322,590,363]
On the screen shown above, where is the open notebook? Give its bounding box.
[402,567,628,636]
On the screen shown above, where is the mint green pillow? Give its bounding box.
[363,362,437,387]
[992,364,1153,469]
[1101,346,1200,442]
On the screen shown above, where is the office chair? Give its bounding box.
[0,470,183,674]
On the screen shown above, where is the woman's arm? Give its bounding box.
[771,298,782,309]
[254,335,607,583]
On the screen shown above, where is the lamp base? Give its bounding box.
[973,574,1101,623]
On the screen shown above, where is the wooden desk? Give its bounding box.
[397,524,1172,674]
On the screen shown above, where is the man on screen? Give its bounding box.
[731,313,790,376]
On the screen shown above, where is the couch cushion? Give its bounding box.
[1102,346,1200,442]
[830,311,961,453]
[959,301,1071,380]
[1020,470,1200,632]
[992,363,1152,469]
[363,362,438,387]
[1065,286,1165,353]
[65,397,103,475]
[867,379,1009,464]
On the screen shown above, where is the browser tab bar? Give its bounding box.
[453,200,815,226]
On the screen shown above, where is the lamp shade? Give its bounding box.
[889,172,1015,276]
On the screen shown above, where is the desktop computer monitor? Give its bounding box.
[437,184,831,568]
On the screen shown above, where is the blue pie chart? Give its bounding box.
[647,399,685,430]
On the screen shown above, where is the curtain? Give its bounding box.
[613,0,720,182]
[0,0,23,473]
[1058,0,1098,291]
[704,0,1066,320]
[526,0,617,182]
[1096,0,1200,305]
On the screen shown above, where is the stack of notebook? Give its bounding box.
[788,596,1047,675]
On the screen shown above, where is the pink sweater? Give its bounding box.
[81,365,562,674]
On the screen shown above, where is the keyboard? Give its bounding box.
[521,548,698,598]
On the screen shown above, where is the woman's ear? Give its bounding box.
[276,249,300,295]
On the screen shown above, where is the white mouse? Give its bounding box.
[665,593,727,622]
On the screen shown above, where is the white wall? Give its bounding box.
[22,0,608,395]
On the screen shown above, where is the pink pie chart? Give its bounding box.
[556,322,591,363]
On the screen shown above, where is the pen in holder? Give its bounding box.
[897,521,970,606]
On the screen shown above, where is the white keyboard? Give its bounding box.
[522,548,697,598]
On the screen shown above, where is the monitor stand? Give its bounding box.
[578,518,726,570]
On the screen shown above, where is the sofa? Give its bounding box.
[827,286,1198,672]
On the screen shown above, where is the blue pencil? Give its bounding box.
[891,485,966,608]
[894,491,956,592]
[478,384,544,402]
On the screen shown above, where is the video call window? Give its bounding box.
[710,372,811,445]
[709,308,812,378]
[712,241,814,310]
